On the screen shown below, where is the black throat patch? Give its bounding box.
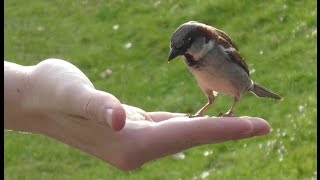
[184,53,200,68]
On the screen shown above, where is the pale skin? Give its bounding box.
[4,59,271,171]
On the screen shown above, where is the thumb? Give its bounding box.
[85,90,126,131]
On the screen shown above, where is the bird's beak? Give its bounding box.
[168,48,181,62]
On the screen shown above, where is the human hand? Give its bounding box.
[5,59,271,171]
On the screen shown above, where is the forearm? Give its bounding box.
[4,61,35,132]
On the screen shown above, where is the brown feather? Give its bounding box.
[214,28,239,51]
[225,49,250,75]
[198,24,250,76]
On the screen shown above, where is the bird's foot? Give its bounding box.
[218,112,235,117]
[186,113,205,118]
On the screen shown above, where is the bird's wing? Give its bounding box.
[212,28,250,76]
[214,28,239,51]
[224,49,250,75]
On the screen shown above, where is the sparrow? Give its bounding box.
[167,21,283,117]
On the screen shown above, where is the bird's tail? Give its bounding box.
[250,82,283,100]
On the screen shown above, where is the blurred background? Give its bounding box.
[4,0,316,179]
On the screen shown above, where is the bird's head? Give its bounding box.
[168,21,210,62]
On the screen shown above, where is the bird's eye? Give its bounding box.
[186,37,193,47]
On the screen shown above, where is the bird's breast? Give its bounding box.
[186,52,252,96]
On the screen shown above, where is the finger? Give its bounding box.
[85,90,126,131]
[240,116,271,136]
[147,112,187,122]
[122,104,153,121]
[141,117,270,161]
[159,116,270,143]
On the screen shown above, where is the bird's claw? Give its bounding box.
[218,112,235,117]
[185,113,205,118]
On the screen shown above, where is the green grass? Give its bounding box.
[4,0,316,179]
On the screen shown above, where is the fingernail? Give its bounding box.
[106,109,113,128]
[249,119,271,136]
